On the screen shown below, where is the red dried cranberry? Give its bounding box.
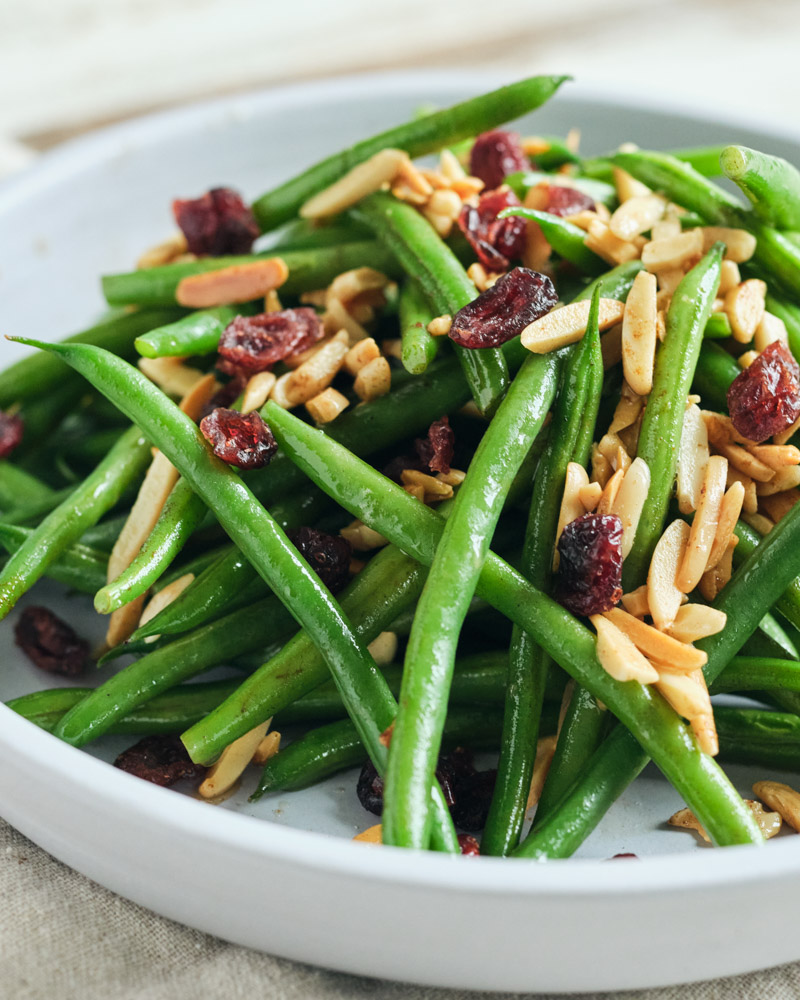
[200,408,277,470]
[287,526,352,593]
[14,606,89,676]
[449,267,558,349]
[172,186,259,256]
[200,377,246,420]
[458,834,481,856]
[458,188,528,271]
[470,130,529,190]
[727,340,800,442]
[0,411,23,459]
[607,853,639,860]
[382,454,424,483]
[114,735,207,787]
[546,184,596,218]
[415,415,454,474]
[356,756,457,817]
[217,308,323,377]
[446,747,497,832]
[556,513,623,617]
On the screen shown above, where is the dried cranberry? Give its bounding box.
[0,411,23,459]
[356,756,457,817]
[172,186,259,256]
[415,415,454,474]
[470,130,529,190]
[287,526,352,593]
[458,188,528,271]
[14,606,89,676]
[200,377,246,420]
[556,513,623,617]
[727,340,800,442]
[200,408,277,470]
[458,834,481,856]
[449,267,558,349]
[217,308,323,377]
[607,853,639,860]
[445,747,497,832]
[546,184,595,218]
[114,735,207,787]
[382,454,424,483]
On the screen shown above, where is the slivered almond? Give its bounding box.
[427,314,452,337]
[521,299,625,354]
[613,165,650,203]
[340,520,389,551]
[608,382,644,435]
[600,324,623,369]
[716,440,775,482]
[305,387,349,424]
[264,288,282,313]
[742,511,775,535]
[579,481,603,512]
[367,631,398,666]
[717,259,741,295]
[725,279,767,343]
[137,232,189,270]
[327,267,389,304]
[270,372,295,409]
[584,220,640,265]
[609,194,666,241]
[698,538,735,601]
[651,219,681,241]
[699,227,757,263]
[284,331,349,406]
[748,444,800,470]
[675,455,727,592]
[439,148,467,181]
[596,467,625,516]
[437,468,466,487]
[138,572,195,642]
[621,585,650,619]
[590,614,659,684]
[738,350,759,369]
[354,356,391,401]
[604,607,707,673]
[757,465,800,495]
[621,271,657,395]
[775,414,800,446]
[591,444,613,488]
[657,267,684,297]
[641,229,704,272]
[656,669,711,720]
[677,403,710,514]
[669,806,712,843]
[324,296,368,340]
[526,735,559,810]
[754,311,788,352]
[401,468,453,499]
[199,720,271,799]
[760,488,800,523]
[647,519,691,632]
[656,310,667,342]
[610,457,650,558]
[353,824,383,844]
[706,481,744,570]
[301,149,408,218]
[554,462,590,560]
[138,357,207,397]
[670,800,779,842]
[692,709,719,757]
[753,780,800,832]
[176,258,288,308]
[344,337,380,375]
[241,371,277,414]
[252,731,281,766]
[597,432,628,472]
[667,604,726,644]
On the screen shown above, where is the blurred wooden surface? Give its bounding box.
[2,0,798,154]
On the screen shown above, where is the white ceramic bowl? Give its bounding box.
[2,72,800,994]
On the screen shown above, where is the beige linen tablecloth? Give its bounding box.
[2,818,800,999]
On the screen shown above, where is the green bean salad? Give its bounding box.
[8,74,800,856]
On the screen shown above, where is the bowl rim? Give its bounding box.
[3,67,800,899]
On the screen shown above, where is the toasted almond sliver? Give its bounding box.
[738,350,759,370]
[698,538,735,602]
[305,387,349,424]
[742,511,775,535]
[176,258,288,309]
[427,314,452,337]
[590,614,659,684]
[596,467,625,517]
[324,296,369,341]
[699,227,757,263]
[579,481,603,512]
[670,800,780,842]
[651,219,681,241]
[656,668,711,718]
[241,371,277,414]
[621,585,650,619]
[748,443,800,470]
[608,382,644,436]
[353,824,383,844]
[526,735,559,810]
[270,372,295,409]
[613,165,651,203]
[753,780,800,832]
[600,323,623,370]
[610,457,650,559]
[344,337,380,376]
[354,356,391,402]
[609,193,666,241]
[716,440,775,483]
[775,414,800,446]
[621,271,657,396]
[675,455,728,592]
[760,488,800,523]
[706,481,745,570]
[199,720,271,799]
[301,149,408,218]
[756,464,800,495]
[138,357,207,398]
[401,468,453,499]
[604,607,707,673]
[717,259,742,295]
[521,299,625,355]
[252,730,281,767]
[137,232,189,270]
[676,403,710,515]
[367,631,398,666]
[584,220,641,266]
[647,519,691,632]
[691,710,719,757]
[754,311,789,352]
[284,331,349,406]
[555,462,590,546]
[138,573,195,643]
[725,279,767,344]
[641,229,704,272]
[327,267,389,304]
[668,806,711,842]
[666,604,727,644]
[340,520,389,552]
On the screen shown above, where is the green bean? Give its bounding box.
[0,308,184,408]
[623,243,724,590]
[482,285,603,857]
[267,218,373,250]
[134,306,240,358]
[399,279,438,375]
[0,483,80,527]
[499,207,605,273]
[765,292,800,360]
[715,707,800,772]
[266,394,761,847]
[732,519,800,632]
[526,138,582,171]
[505,172,616,208]
[0,462,55,512]
[101,242,400,308]
[14,382,86,457]
[382,351,557,848]
[710,656,800,695]
[0,426,150,619]
[744,611,799,661]
[704,312,732,339]
[352,192,509,416]
[693,341,740,411]
[0,524,107,594]
[252,707,510,798]
[79,514,130,552]
[720,145,800,230]
[250,75,569,232]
